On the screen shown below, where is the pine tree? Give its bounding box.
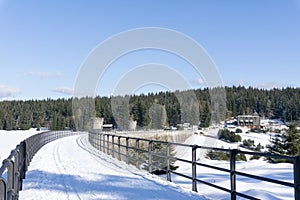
[284,125,300,156]
[268,134,285,155]
[200,102,211,128]
[268,124,300,160]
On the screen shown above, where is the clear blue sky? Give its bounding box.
[0,0,299,100]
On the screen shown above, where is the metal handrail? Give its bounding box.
[88,130,300,200]
[0,131,78,200]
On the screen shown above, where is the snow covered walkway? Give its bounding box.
[19,134,206,200]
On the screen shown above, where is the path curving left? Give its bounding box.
[19,134,206,200]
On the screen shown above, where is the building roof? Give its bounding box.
[102,124,113,128]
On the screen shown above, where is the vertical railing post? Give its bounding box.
[100,133,103,151]
[192,145,197,192]
[167,143,171,182]
[103,134,106,153]
[92,132,95,148]
[18,142,26,191]
[294,155,300,200]
[25,139,29,172]
[13,150,20,195]
[0,178,7,200]
[98,132,101,150]
[112,135,115,158]
[21,141,27,180]
[126,137,129,164]
[230,149,237,200]
[136,139,140,169]
[96,132,99,150]
[118,136,121,161]
[5,159,14,199]
[104,134,107,153]
[100,133,103,152]
[106,135,109,155]
[148,141,153,173]
[98,132,101,149]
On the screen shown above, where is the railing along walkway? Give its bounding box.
[88,130,300,200]
[0,131,79,200]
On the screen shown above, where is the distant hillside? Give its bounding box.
[0,86,299,131]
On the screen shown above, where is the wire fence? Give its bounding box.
[88,130,300,200]
[0,131,79,200]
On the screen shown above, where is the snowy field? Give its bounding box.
[172,133,294,200]
[173,158,293,200]
[0,128,43,161]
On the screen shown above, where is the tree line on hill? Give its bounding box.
[0,86,299,131]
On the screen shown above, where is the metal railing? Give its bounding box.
[0,131,78,200]
[88,130,300,200]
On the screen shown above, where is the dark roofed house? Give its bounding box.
[237,114,260,127]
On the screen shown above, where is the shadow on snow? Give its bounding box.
[22,169,203,200]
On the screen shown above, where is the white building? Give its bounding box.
[91,117,104,129]
[237,115,260,127]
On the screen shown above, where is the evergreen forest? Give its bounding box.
[0,86,299,131]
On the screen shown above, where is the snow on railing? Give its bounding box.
[88,130,300,200]
[0,131,78,200]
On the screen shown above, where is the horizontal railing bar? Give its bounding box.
[236,150,294,161]
[151,153,167,159]
[124,146,136,151]
[90,131,193,148]
[138,149,149,154]
[6,151,17,161]
[235,171,294,187]
[0,162,9,176]
[172,157,193,164]
[171,171,193,180]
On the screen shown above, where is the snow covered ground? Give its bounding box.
[172,133,294,200]
[1,129,296,199]
[0,128,43,161]
[19,134,206,200]
[173,158,294,200]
